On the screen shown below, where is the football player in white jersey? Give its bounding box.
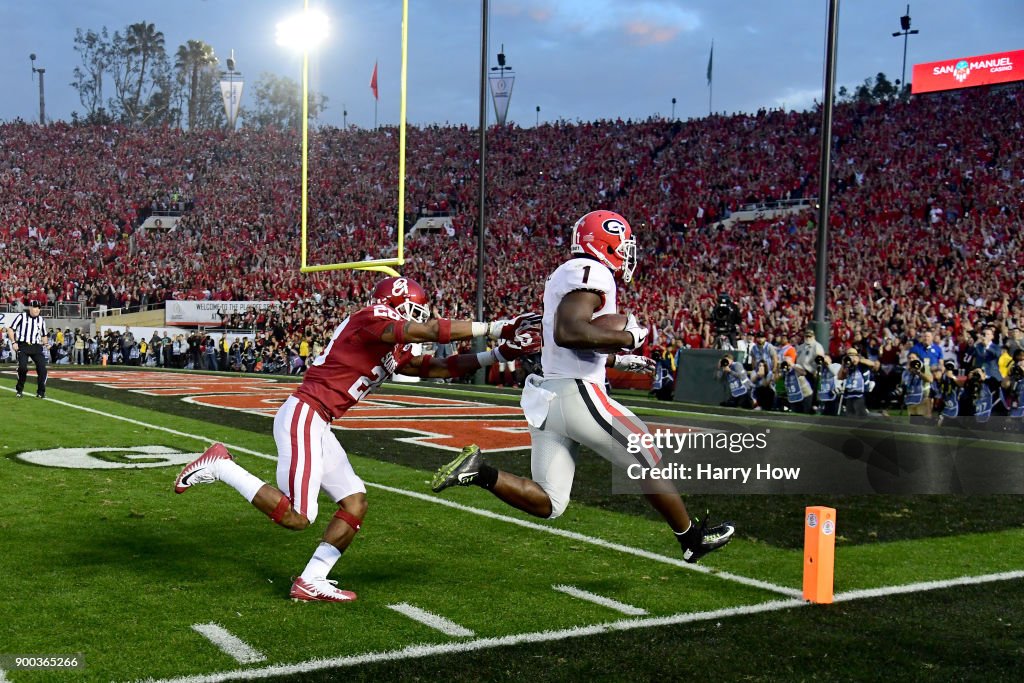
[432,210,734,563]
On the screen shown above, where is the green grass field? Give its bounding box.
[1,367,1022,682]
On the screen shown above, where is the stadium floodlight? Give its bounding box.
[275,9,329,50]
[891,4,920,91]
[278,1,408,277]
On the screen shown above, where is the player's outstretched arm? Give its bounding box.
[554,291,645,350]
[398,330,542,379]
[379,312,541,345]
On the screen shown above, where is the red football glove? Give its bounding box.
[494,328,542,362]
[489,312,543,340]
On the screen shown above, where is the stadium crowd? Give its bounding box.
[2,84,1023,414]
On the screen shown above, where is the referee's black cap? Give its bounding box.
[27,299,41,308]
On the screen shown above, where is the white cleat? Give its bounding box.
[289,576,358,602]
[174,443,231,494]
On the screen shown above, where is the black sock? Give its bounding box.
[474,462,499,490]
[676,522,702,548]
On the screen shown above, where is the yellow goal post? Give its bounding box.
[298,0,408,278]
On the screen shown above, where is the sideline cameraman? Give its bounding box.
[817,355,841,415]
[717,352,752,409]
[749,359,776,410]
[837,348,879,417]
[936,361,963,426]
[779,357,813,413]
[901,352,934,419]
[796,329,825,387]
[901,352,933,421]
[961,368,994,424]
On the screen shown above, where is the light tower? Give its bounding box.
[29,53,46,125]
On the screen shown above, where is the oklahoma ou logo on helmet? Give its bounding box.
[391,278,410,297]
[602,218,627,235]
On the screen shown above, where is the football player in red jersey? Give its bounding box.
[175,276,540,602]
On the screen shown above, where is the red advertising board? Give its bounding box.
[912,49,1024,94]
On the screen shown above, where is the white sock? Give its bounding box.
[215,459,265,503]
[301,542,342,581]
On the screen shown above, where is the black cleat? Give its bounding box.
[16,391,23,398]
[431,445,484,492]
[681,515,735,564]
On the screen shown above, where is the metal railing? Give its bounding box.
[738,197,816,213]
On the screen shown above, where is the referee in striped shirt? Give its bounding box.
[7,299,49,398]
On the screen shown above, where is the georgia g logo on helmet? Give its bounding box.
[602,218,627,236]
[570,210,638,283]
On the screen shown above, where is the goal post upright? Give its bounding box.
[299,0,409,279]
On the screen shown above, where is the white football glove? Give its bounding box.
[488,312,543,341]
[613,354,656,374]
[623,313,648,351]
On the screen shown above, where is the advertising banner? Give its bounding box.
[164,301,278,326]
[912,49,1023,94]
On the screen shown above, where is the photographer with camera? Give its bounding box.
[779,356,814,413]
[901,352,934,420]
[711,293,741,348]
[816,355,841,416]
[716,352,753,409]
[749,359,776,411]
[796,328,825,404]
[936,361,963,426]
[836,348,879,417]
[648,347,677,401]
[961,368,995,424]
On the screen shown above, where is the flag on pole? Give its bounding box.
[707,42,713,86]
[370,61,379,100]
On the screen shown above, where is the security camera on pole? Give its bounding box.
[488,45,515,126]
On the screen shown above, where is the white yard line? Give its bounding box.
[139,598,804,683]
[387,604,476,637]
[552,584,648,616]
[136,568,1024,682]
[4,387,798,598]
[190,624,266,665]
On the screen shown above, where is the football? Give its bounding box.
[590,313,629,352]
[591,313,628,331]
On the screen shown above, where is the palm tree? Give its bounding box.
[175,40,218,130]
[125,22,165,119]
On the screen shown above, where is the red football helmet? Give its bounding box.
[371,276,430,323]
[570,210,637,283]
